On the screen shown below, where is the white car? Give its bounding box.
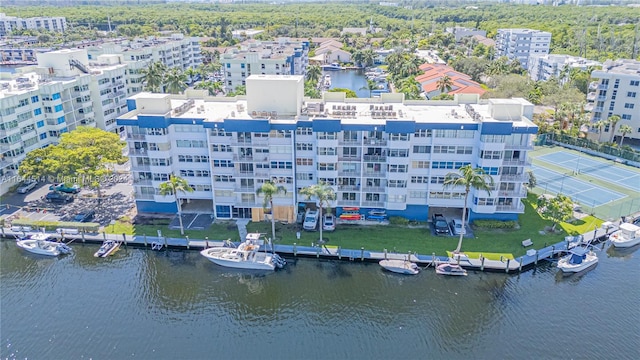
[450,218,466,235]
[17,180,38,194]
[323,214,336,232]
[303,209,319,231]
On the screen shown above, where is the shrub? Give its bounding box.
[389,216,409,225]
[473,220,517,229]
[10,219,100,233]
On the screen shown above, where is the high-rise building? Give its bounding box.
[118,75,536,222]
[496,29,551,70]
[0,13,67,37]
[587,59,640,142]
[528,54,601,83]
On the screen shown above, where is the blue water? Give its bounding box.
[324,69,371,98]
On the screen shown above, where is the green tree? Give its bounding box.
[226,85,246,97]
[436,75,453,94]
[256,181,287,244]
[19,127,126,200]
[306,64,322,83]
[526,169,537,191]
[164,67,188,94]
[141,61,166,93]
[158,175,194,236]
[618,124,633,147]
[537,194,573,232]
[443,165,495,253]
[195,80,223,96]
[300,181,336,243]
[607,115,621,143]
[360,79,379,98]
[327,88,357,98]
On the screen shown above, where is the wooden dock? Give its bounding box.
[0,223,618,273]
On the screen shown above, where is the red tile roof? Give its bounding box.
[416,63,486,97]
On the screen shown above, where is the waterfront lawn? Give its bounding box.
[105,218,241,241]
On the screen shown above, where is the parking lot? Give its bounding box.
[1,178,135,228]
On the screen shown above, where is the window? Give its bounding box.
[630,80,639,86]
[34,108,42,116]
[31,95,39,103]
[317,132,337,140]
[622,114,632,120]
[388,149,408,157]
[213,160,233,167]
[624,103,635,109]
[388,164,407,173]
[296,143,313,151]
[430,176,445,184]
[481,150,502,159]
[318,147,336,155]
[414,129,432,137]
[481,167,499,175]
[342,193,356,201]
[411,161,430,169]
[296,158,313,166]
[296,173,313,181]
[388,180,406,188]
[214,175,234,182]
[388,133,409,141]
[36,120,44,128]
[176,140,206,148]
[411,176,428,184]
[318,163,336,171]
[413,145,430,153]
[409,191,427,199]
[211,144,232,152]
[627,92,637,98]
[271,161,292,169]
[296,128,313,135]
[387,195,406,203]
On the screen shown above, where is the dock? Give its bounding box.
[0,223,618,274]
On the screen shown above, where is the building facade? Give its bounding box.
[118,75,537,223]
[528,54,600,82]
[495,29,551,70]
[587,59,640,142]
[220,39,309,92]
[0,13,67,37]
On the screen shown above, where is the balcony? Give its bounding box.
[338,155,361,162]
[500,173,529,182]
[496,189,527,198]
[496,203,525,212]
[362,201,385,208]
[338,170,360,177]
[132,164,151,171]
[502,158,531,166]
[234,186,256,193]
[126,133,146,140]
[338,185,359,192]
[337,200,360,207]
[128,148,148,156]
[234,170,255,177]
[231,139,252,146]
[504,143,534,150]
[597,84,609,90]
[364,139,387,146]
[233,154,253,161]
[133,179,153,185]
[338,139,360,146]
[363,171,386,178]
[134,193,155,200]
[363,154,386,162]
[361,186,385,193]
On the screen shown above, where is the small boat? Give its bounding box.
[322,62,343,71]
[94,240,121,258]
[367,209,387,221]
[16,233,72,257]
[379,259,420,275]
[557,246,598,273]
[436,263,468,276]
[609,223,640,248]
[339,212,362,221]
[200,233,286,271]
[323,74,331,87]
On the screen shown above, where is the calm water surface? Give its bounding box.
[324,69,370,98]
[1,240,638,359]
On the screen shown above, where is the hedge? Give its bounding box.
[472,220,517,229]
[9,219,100,233]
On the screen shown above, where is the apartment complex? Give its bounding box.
[495,29,551,70]
[0,13,67,37]
[445,26,487,42]
[220,39,309,92]
[528,54,601,82]
[0,49,128,194]
[86,34,202,95]
[587,59,640,142]
[118,75,536,223]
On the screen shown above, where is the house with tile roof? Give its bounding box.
[416,63,486,99]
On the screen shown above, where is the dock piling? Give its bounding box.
[164,236,168,248]
[293,243,297,256]
[519,257,523,272]
[534,251,539,265]
[431,253,436,267]
[143,234,147,247]
[81,229,85,243]
[360,247,364,261]
[480,256,485,271]
[186,235,190,250]
[384,248,387,260]
[505,259,510,273]
[122,233,127,249]
[338,246,342,260]
[316,245,320,258]
[205,237,208,249]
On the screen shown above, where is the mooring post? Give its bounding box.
[81,229,85,243]
[143,234,147,247]
[407,251,412,262]
[505,259,510,273]
[338,246,342,260]
[205,236,208,249]
[384,248,387,260]
[360,247,364,261]
[122,233,127,249]
[519,257,523,272]
[566,239,570,250]
[551,245,556,258]
[457,255,460,266]
[164,236,168,248]
[535,251,539,265]
[293,243,297,256]
[480,256,485,271]
[432,252,436,267]
[316,245,320,258]
[102,232,106,241]
[186,235,190,250]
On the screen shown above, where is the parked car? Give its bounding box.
[303,209,319,231]
[49,183,80,194]
[74,210,95,223]
[432,213,450,235]
[323,214,336,232]
[450,218,466,235]
[17,180,38,194]
[45,191,73,203]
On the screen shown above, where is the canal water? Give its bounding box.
[324,69,371,98]
[1,240,638,359]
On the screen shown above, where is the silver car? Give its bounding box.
[17,180,38,194]
[450,218,466,235]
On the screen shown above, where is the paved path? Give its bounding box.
[236,219,249,242]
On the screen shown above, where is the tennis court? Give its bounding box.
[536,151,640,192]
[532,165,627,207]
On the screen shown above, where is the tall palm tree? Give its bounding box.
[607,114,621,143]
[306,64,322,83]
[159,175,194,235]
[300,181,336,243]
[618,124,633,146]
[141,61,166,93]
[164,67,188,94]
[436,75,454,94]
[256,181,287,245]
[184,67,198,85]
[593,120,606,142]
[360,79,379,98]
[195,80,223,96]
[443,165,494,253]
[361,49,376,68]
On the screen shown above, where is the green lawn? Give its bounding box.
[104,193,600,257]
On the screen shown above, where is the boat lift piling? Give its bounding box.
[338,246,342,260]
[480,255,485,271]
[384,248,387,260]
[505,259,510,273]
[360,247,365,261]
[143,234,147,247]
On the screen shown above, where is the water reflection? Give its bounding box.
[606,243,640,259]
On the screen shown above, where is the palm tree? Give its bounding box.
[361,49,376,68]
[164,67,188,94]
[618,124,633,146]
[306,64,322,83]
[607,114,621,143]
[300,181,336,243]
[184,67,198,85]
[436,75,454,94]
[256,181,287,245]
[443,165,495,253]
[593,120,606,142]
[195,80,223,96]
[141,61,166,93]
[159,175,194,235]
[360,79,379,98]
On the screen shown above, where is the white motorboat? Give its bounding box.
[609,223,640,248]
[200,233,286,271]
[94,240,121,258]
[323,74,331,88]
[16,233,72,257]
[557,246,598,273]
[379,259,420,275]
[436,263,468,276]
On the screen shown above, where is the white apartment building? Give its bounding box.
[0,13,67,37]
[528,54,601,83]
[118,75,537,223]
[220,39,309,92]
[86,34,202,95]
[587,59,640,142]
[495,29,551,70]
[445,26,487,42]
[0,49,128,194]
